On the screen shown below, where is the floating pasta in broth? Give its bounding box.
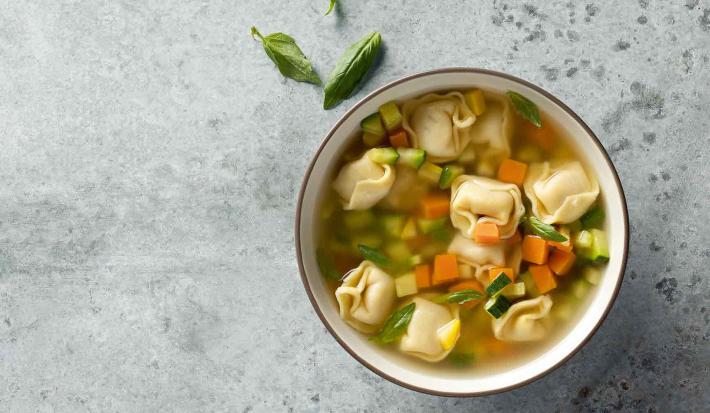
[332,150,396,210]
[335,261,396,334]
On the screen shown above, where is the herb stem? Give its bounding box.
[250,26,263,40]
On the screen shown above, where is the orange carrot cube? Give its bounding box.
[489,267,515,283]
[388,129,409,148]
[414,264,431,288]
[420,194,450,219]
[548,250,576,275]
[474,222,500,244]
[529,264,557,294]
[522,235,549,264]
[449,280,485,309]
[497,159,528,186]
[432,254,459,285]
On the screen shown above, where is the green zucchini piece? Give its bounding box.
[438,165,465,189]
[418,162,443,184]
[380,214,405,238]
[395,272,418,297]
[400,218,417,240]
[408,254,423,267]
[500,282,526,300]
[360,113,386,137]
[589,229,609,263]
[378,101,403,132]
[367,147,399,165]
[519,271,540,298]
[362,132,385,147]
[485,272,512,296]
[485,295,511,318]
[397,148,427,169]
[580,206,605,229]
[417,217,447,234]
[384,241,412,263]
[574,230,593,250]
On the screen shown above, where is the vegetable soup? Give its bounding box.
[317,89,608,372]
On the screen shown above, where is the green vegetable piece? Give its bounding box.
[464,89,486,116]
[439,165,465,189]
[485,295,511,318]
[251,27,321,85]
[378,101,403,131]
[433,289,484,305]
[418,162,443,184]
[395,273,418,297]
[485,272,512,296]
[580,206,605,229]
[361,113,386,138]
[589,229,609,263]
[396,148,427,169]
[357,244,390,267]
[316,248,340,280]
[417,217,447,234]
[380,214,405,238]
[430,226,454,243]
[524,216,568,242]
[370,302,416,344]
[500,282,526,300]
[324,0,337,16]
[574,230,593,250]
[448,352,475,367]
[367,147,399,165]
[323,32,382,109]
[507,91,542,128]
[519,271,540,298]
[383,241,411,263]
[362,132,385,147]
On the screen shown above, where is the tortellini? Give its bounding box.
[402,92,476,162]
[468,95,513,175]
[399,297,460,362]
[335,261,396,334]
[332,150,396,210]
[447,234,522,285]
[524,161,599,224]
[450,175,526,239]
[492,295,553,342]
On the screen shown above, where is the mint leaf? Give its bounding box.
[324,32,382,109]
[507,91,542,128]
[251,27,321,85]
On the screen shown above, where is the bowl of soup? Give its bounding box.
[295,68,628,396]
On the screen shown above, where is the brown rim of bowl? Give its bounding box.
[294,67,629,397]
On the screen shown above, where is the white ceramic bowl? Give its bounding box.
[295,68,628,396]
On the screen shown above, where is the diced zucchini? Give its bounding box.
[397,148,427,169]
[417,217,447,234]
[519,271,540,298]
[464,89,487,116]
[360,113,386,137]
[574,230,593,250]
[500,282,526,300]
[589,229,609,263]
[378,101,403,132]
[418,162,443,184]
[583,266,602,285]
[400,218,417,240]
[343,210,375,230]
[439,165,465,189]
[580,205,605,229]
[367,147,399,165]
[380,214,405,238]
[362,132,385,147]
[395,272,418,297]
[571,278,590,300]
[384,241,412,263]
[485,272,512,296]
[485,295,511,318]
[408,254,423,267]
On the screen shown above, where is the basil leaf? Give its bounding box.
[323,32,382,109]
[324,0,337,16]
[357,244,391,267]
[525,216,567,242]
[507,91,542,128]
[370,303,415,344]
[433,289,484,305]
[316,248,340,280]
[580,206,605,229]
[251,27,321,85]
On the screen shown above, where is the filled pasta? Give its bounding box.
[335,261,396,334]
[492,295,553,342]
[447,234,522,285]
[332,150,396,210]
[399,297,460,362]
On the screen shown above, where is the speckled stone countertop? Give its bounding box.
[0,1,708,412]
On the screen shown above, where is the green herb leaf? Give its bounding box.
[324,0,337,16]
[316,248,340,280]
[357,244,391,267]
[580,206,605,229]
[251,26,321,85]
[370,303,415,344]
[524,216,568,242]
[323,32,382,109]
[433,289,484,305]
[448,352,475,367]
[507,91,542,128]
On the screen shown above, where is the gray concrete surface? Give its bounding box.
[0,1,708,412]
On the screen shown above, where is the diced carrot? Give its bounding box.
[420,194,450,219]
[449,280,485,309]
[529,264,557,294]
[414,264,432,288]
[474,222,500,244]
[497,159,528,186]
[522,235,550,264]
[507,230,522,245]
[388,129,410,148]
[489,267,515,283]
[548,238,573,252]
[432,254,459,285]
[548,250,576,275]
[521,118,556,151]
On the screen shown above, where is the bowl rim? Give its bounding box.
[294,67,629,397]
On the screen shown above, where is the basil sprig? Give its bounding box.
[323,32,382,109]
[507,91,542,128]
[251,27,321,85]
[370,303,415,344]
[433,289,484,305]
[324,0,337,16]
[357,244,391,267]
[523,216,568,242]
